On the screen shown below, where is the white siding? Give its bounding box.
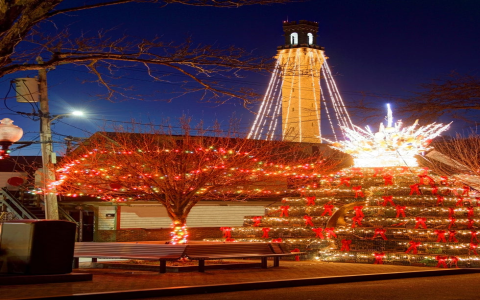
[98,206,116,230]
[120,205,265,229]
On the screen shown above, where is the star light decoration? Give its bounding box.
[325,104,451,167]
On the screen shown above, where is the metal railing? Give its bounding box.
[0,187,37,220]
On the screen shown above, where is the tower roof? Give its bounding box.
[279,20,324,50]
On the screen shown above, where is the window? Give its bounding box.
[290,32,298,45]
[308,33,314,45]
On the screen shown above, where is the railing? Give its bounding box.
[0,187,37,220]
[59,205,79,225]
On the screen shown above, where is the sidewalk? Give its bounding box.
[2,261,478,300]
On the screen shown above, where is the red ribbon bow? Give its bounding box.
[463,185,470,196]
[382,195,395,206]
[471,230,479,243]
[431,185,438,195]
[468,207,475,218]
[261,227,271,238]
[468,218,475,229]
[448,217,456,229]
[354,206,364,218]
[470,242,478,255]
[340,177,351,187]
[321,204,334,216]
[448,230,458,243]
[435,230,447,242]
[420,167,429,176]
[419,175,435,185]
[325,227,337,239]
[450,256,459,268]
[351,168,363,176]
[415,217,427,229]
[312,228,324,239]
[303,215,314,226]
[410,184,421,195]
[373,228,388,240]
[340,239,352,251]
[455,197,464,207]
[436,255,448,268]
[351,216,363,228]
[352,186,364,198]
[405,241,421,254]
[436,195,444,206]
[374,252,385,264]
[395,205,406,218]
[220,227,232,238]
[280,205,290,217]
[225,238,235,242]
[272,238,283,243]
[400,166,409,173]
[252,216,262,227]
[291,248,300,261]
[373,167,384,177]
[306,196,316,206]
[448,207,456,218]
[383,174,394,186]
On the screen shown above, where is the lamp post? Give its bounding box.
[0,118,24,159]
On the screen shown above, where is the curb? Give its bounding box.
[28,268,480,299]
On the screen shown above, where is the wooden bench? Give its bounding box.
[183,243,302,272]
[73,242,186,273]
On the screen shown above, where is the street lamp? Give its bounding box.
[0,118,24,159]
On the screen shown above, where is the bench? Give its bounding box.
[73,242,186,273]
[183,243,302,272]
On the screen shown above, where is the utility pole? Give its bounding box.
[37,56,59,220]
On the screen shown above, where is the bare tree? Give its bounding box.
[55,118,341,243]
[1,0,293,104]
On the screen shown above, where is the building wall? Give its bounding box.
[0,172,27,191]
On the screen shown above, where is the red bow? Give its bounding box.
[373,167,383,177]
[372,228,388,240]
[448,230,458,243]
[303,215,314,226]
[468,218,475,229]
[415,217,427,229]
[291,248,300,261]
[225,238,235,242]
[354,206,364,218]
[476,197,480,207]
[410,184,421,195]
[431,185,438,195]
[449,256,459,268]
[448,217,456,229]
[436,195,444,206]
[419,175,435,185]
[405,241,421,254]
[352,186,364,198]
[272,238,283,243]
[351,168,363,176]
[455,197,464,207]
[463,185,470,196]
[306,196,316,206]
[448,207,456,218]
[374,252,385,264]
[252,216,262,227]
[220,227,232,238]
[312,228,324,239]
[436,255,448,268]
[280,205,290,217]
[325,227,337,239]
[471,230,479,243]
[420,167,429,176]
[382,196,395,206]
[321,204,334,216]
[351,216,363,228]
[395,205,406,218]
[468,207,475,218]
[340,177,351,187]
[340,239,352,251]
[261,227,271,238]
[383,174,394,186]
[440,176,449,185]
[400,166,409,173]
[470,242,478,255]
[435,230,446,242]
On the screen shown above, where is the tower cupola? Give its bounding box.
[281,20,322,49]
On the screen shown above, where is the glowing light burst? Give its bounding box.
[326,106,451,167]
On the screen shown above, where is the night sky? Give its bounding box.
[2,0,480,156]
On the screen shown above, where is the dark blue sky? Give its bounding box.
[2,0,480,156]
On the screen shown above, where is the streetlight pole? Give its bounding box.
[37,56,59,220]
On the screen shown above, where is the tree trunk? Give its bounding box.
[170,216,188,244]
